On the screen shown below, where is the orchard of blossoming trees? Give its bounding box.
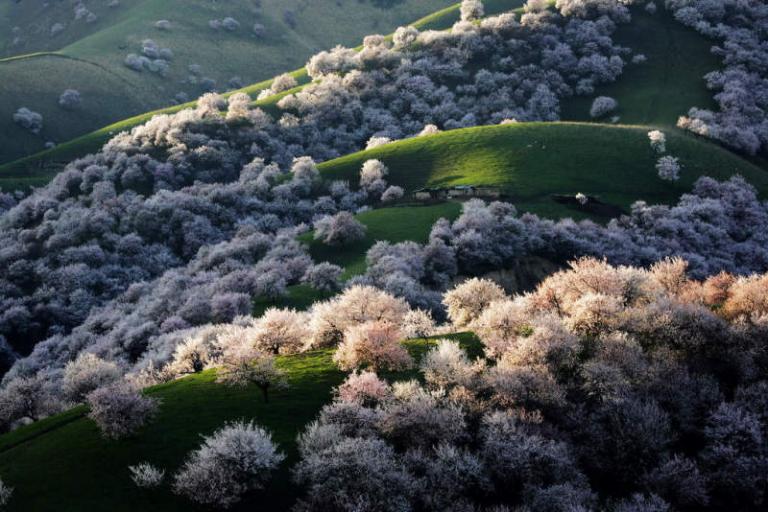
[13,256,764,510]
[0,0,767,428]
[0,2,767,507]
[354,176,768,314]
[293,257,768,511]
[0,0,638,380]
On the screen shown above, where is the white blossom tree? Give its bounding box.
[0,478,11,507]
[590,96,618,118]
[217,344,288,403]
[173,421,284,508]
[334,321,412,371]
[443,278,506,328]
[461,0,485,22]
[63,353,121,402]
[86,381,158,439]
[648,130,667,153]
[250,308,310,355]
[313,212,367,246]
[656,156,681,182]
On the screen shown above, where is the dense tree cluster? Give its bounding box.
[666,0,768,155]
[124,39,173,75]
[354,176,768,314]
[296,257,768,511]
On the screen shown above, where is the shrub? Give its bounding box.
[173,421,284,508]
[590,96,618,118]
[128,463,165,488]
[86,381,158,439]
[58,89,82,110]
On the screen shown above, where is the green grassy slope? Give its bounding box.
[0,0,467,165]
[560,7,720,126]
[0,334,481,512]
[0,0,520,187]
[318,122,768,219]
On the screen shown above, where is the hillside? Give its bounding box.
[259,120,768,312]
[0,1,767,511]
[318,122,768,219]
[0,332,477,512]
[0,0,463,165]
[0,1,726,190]
[559,6,720,126]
